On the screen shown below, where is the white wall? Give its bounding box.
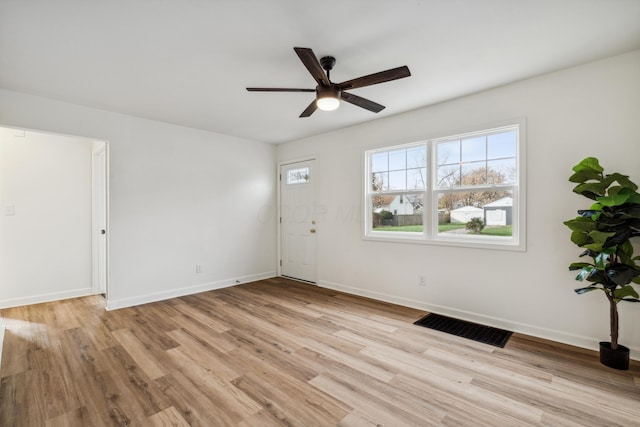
[0,128,93,307]
[0,91,277,309]
[277,50,640,358]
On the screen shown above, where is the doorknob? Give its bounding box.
[101,229,106,235]
[310,229,316,234]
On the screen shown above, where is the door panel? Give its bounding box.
[280,160,317,283]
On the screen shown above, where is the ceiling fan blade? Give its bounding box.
[246,87,315,92]
[299,100,318,118]
[294,47,330,87]
[338,66,411,90]
[341,91,385,113]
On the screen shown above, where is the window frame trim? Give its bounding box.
[363,118,526,252]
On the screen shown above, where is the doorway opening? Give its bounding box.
[0,126,109,308]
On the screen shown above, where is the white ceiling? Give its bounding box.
[1,1,639,144]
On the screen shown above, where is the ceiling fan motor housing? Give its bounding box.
[320,56,336,72]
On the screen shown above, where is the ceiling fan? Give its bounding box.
[246,47,411,118]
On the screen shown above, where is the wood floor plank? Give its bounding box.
[44,406,104,427]
[145,405,191,427]
[153,372,236,427]
[309,373,432,426]
[1,277,639,426]
[163,349,262,423]
[111,328,168,380]
[165,330,241,381]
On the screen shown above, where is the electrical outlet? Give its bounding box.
[419,275,426,286]
[196,264,202,273]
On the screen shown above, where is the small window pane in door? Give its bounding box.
[287,167,310,184]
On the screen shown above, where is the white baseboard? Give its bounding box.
[317,279,640,361]
[106,271,277,310]
[0,288,94,310]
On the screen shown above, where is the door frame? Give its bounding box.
[277,156,318,282]
[91,141,109,297]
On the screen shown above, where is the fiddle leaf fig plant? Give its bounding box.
[564,157,640,350]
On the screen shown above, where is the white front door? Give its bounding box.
[280,160,317,283]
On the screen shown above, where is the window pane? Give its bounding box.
[487,131,517,159]
[388,170,406,190]
[407,146,427,168]
[437,190,513,237]
[287,167,310,184]
[371,152,388,173]
[371,193,423,232]
[372,172,388,191]
[370,144,426,193]
[461,162,487,185]
[437,140,460,166]
[388,149,406,171]
[487,158,517,184]
[461,136,486,162]
[437,164,460,188]
[407,168,426,189]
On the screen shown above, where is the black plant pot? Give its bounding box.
[599,341,630,370]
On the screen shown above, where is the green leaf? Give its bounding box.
[587,230,616,243]
[564,217,596,232]
[573,182,607,199]
[607,264,640,286]
[594,252,611,270]
[569,262,593,270]
[626,191,640,204]
[569,170,602,183]
[602,173,638,191]
[572,157,603,174]
[578,209,601,220]
[597,188,632,207]
[614,285,640,300]
[619,240,635,259]
[575,266,595,281]
[570,231,591,247]
[583,242,604,252]
[574,286,600,294]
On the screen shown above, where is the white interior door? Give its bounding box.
[280,160,317,283]
[93,144,107,295]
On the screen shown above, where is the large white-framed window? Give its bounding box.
[364,120,525,251]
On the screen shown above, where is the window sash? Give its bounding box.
[364,122,523,250]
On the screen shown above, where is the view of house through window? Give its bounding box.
[365,123,523,249]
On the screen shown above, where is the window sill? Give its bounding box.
[363,232,525,252]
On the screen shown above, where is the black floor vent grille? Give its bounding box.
[414,313,512,348]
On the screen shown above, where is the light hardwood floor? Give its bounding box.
[1,277,639,426]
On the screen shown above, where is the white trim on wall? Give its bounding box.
[317,279,640,361]
[106,271,277,310]
[0,288,94,310]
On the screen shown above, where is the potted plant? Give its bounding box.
[564,157,640,370]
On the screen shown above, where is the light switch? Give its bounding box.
[4,205,15,216]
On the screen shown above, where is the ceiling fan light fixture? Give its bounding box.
[316,88,341,111]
